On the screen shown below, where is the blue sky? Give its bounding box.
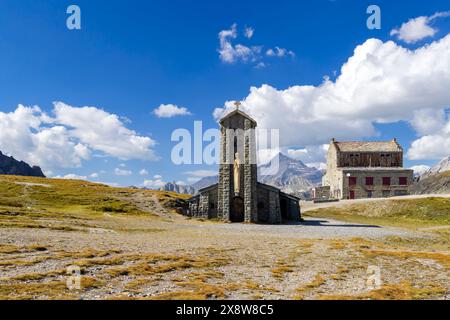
[0,0,449,187]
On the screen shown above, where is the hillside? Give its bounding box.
[0,175,190,232]
[304,196,450,229]
[0,175,449,300]
[0,152,45,177]
[421,156,450,179]
[410,171,450,195]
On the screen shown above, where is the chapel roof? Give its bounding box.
[219,108,257,125]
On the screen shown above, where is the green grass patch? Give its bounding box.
[0,175,189,231]
[305,197,450,229]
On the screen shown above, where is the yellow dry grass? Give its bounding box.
[318,281,446,300]
[362,249,450,268]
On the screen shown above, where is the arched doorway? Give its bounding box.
[280,199,288,220]
[230,197,244,222]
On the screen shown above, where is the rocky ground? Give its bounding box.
[1,191,449,300]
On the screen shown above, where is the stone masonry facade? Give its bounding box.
[322,138,414,200]
[188,108,301,223]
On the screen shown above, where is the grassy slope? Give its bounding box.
[0,175,190,230]
[410,170,450,194]
[305,197,450,230]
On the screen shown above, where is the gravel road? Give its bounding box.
[190,217,418,239]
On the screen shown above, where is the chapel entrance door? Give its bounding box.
[230,197,244,222]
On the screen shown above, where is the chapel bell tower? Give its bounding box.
[217,102,258,223]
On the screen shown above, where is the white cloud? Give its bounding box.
[287,145,329,164]
[410,108,446,136]
[54,102,157,161]
[142,177,166,189]
[89,172,99,178]
[266,47,295,58]
[218,24,293,66]
[184,170,217,184]
[391,11,450,43]
[244,26,254,39]
[255,62,266,69]
[0,105,90,171]
[153,174,162,179]
[214,35,450,162]
[409,165,431,176]
[306,162,327,170]
[407,116,450,160]
[139,169,149,176]
[153,104,192,118]
[53,173,88,180]
[0,103,158,172]
[184,170,217,178]
[218,24,261,64]
[114,168,133,176]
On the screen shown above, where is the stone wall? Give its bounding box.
[268,190,282,224]
[256,186,270,222]
[218,113,257,223]
[313,186,331,200]
[244,118,257,223]
[341,169,414,199]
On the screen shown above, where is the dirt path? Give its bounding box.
[122,191,182,222]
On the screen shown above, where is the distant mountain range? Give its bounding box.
[162,153,323,197]
[191,176,219,191]
[411,156,450,195]
[0,151,45,177]
[258,153,323,197]
[420,156,450,179]
[159,182,195,195]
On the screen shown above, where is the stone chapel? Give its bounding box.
[187,106,301,223]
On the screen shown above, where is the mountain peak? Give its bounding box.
[261,152,308,168]
[0,151,45,177]
[258,152,323,197]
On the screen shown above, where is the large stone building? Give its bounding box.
[321,139,413,200]
[188,107,301,223]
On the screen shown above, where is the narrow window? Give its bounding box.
[365,177,374,186]
[382,177,391,186]
[349,177,357,186]
[399,177,407,185]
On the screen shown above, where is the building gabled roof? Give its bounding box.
[219,108,257,126]
[332,139,402,152]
